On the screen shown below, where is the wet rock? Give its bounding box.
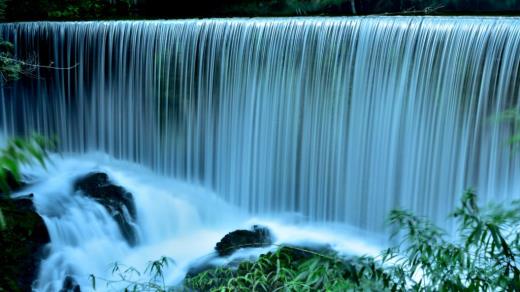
[73,172,138,245]
[0,197,50,292]
[59,275,81,292]
[215,225,273,256]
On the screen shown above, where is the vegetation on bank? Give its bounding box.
[184,246,391,291]
[0,0,519,21]
[0,135,54,292]
[0,134,54,194]
[0,134,55,233]
[86,191,520,291]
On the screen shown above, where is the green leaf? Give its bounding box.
[0,208,6,231]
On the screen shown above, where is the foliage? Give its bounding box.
[185,246,393,291]
[2,0,520,20]
[383,190,520,290]
[0,134,55,234]
[0,0,6,20]
[89,256,175,292]
[0,203,5,230]
[46,0,135,19]
[4,0,136,21]
[0,135,54,291]
[0,38,54,83]
[0,134,55,195]
[0,39,22,82]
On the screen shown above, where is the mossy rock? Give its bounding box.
[0,196,50,292]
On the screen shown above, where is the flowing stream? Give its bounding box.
[1,16,520,290]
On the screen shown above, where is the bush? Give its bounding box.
[185,246,393,291]
[0,39,22,82]
[383,190,520,290]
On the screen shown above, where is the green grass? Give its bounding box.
[185,246,392,292]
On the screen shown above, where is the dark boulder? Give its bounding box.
[0,197,50,292]
[73,172,138,245]
[215,225,273,256]
[59,275,81,292]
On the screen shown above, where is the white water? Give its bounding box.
[18,154,380,291]
[1,16,520,290]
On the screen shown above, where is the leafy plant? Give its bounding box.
[0,205,5,231]
[89,256,175,291]
[0,134,56,195]
[0,134,55,231]
[383,190,520,291]
[46,0,136,19]
[185,245,393,292]
[0,39,22,82]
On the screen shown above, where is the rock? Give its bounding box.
[215,225,273,256]
[73,172,138,245]
[0,197,50,292]
[59,275,81,292]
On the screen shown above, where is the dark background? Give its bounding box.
[2,0,520,21]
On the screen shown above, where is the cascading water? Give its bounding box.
[19,154,378,291]
[2,17,519,230]
[1,16,520,290]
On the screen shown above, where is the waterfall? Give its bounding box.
[1,17,520,234]
[23,154,378,291]
[21,155,245,290]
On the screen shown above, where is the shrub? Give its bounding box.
[383,190,520,290]
[185,246,393,291]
